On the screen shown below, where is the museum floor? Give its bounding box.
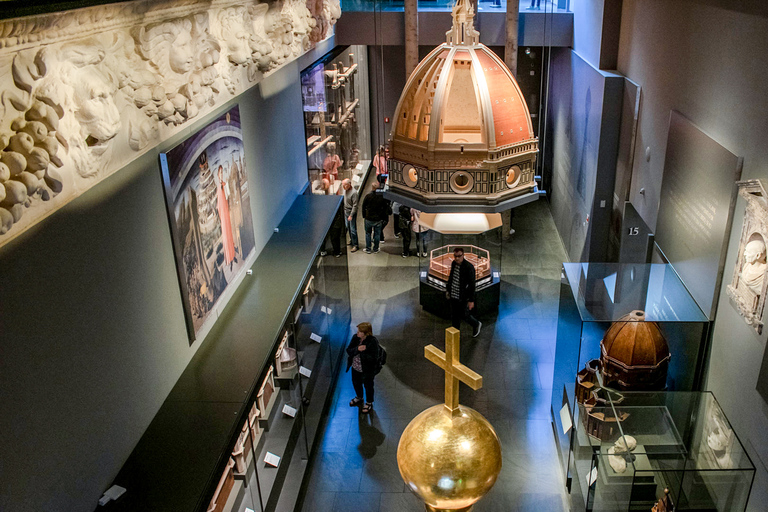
[301,182,569,512]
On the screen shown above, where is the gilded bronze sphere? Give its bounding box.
[397,404,502,511]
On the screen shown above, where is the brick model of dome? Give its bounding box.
[385,0,539,212]
[600,310,671,391]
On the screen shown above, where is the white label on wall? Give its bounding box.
[559,404,573,434]
[299,366,312,378]
[310,333,322,343]
[493,272,500,279]
[320,305,327,313]
[264,452,281,467]
[587,467,598,486]
[420,271,427,278]
[282,404,297,417]
[355,163,363,171]
[352,174,361,183]
[326,308,332,315]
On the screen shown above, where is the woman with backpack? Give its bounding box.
[346,322,380,414]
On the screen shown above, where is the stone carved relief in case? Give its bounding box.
[727,180,768,334]
[0,0,340,246]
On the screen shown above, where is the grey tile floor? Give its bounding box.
[302,185,569,512]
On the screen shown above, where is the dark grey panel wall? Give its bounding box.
[546,48,623,262]
[0,49,317,511]
[618,1,768,509]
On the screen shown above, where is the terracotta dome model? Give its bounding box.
[385,0,539,212]
[600,310,671,391]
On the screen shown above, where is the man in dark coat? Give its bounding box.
[445,247,482,337]
[361,181,388,253]
[346,321,380,414]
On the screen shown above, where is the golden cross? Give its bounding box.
[424,327,483,416]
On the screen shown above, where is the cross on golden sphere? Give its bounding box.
[424,327,483,416]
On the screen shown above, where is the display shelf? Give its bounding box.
[101,195,349,512]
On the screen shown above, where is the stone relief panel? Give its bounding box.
[0,0,340,246]
[727,180,768,334]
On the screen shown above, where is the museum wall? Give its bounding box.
[0,39,330,512]
[545,47,622,262]
[617,0,768,508]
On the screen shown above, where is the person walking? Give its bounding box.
[346,322,380,414]
[445,247,482,337]
[362,181,388,253]
[341,179,359,252]
[411,208,430,257]
[399,203,412,257]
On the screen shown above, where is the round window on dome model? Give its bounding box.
[403,164,419,188]
[505,166,522,189]
[449,171,474,194]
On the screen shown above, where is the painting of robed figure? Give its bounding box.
[160,105,255,342]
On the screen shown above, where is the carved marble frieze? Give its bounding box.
[727,180,768,334]
[0,0,340,246]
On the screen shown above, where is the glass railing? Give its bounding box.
[342,0,572,13]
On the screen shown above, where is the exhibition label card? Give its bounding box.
[282,404,297,417]
[310,333,322,343]
[320,306,327,314]
[559,404,573,434]
[587,467,598,486]
[420,271,427,278]
[352,174,361,183]
[299,366,312,378]
[493,272,500,279]
[355,163,363,170]
[246,508,255,512]
[264,452,281,467]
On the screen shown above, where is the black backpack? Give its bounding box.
[375,344,387,374]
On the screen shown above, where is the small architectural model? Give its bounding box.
[582,387,628,441]
[257,366,277,421]
[302,275,316,313]
[600,310,671,391]
[651,488,674,512]
[248,401,262,440]
[727,180,768,334]
[428,245,491,283]
[231,420,253,474]
[575,359,602,404]
[206,457,235,512]
[275,330,298,378]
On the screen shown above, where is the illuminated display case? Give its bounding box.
[301,45,372,196]
[418,226,501,316]
[568,391,754,512]
[551,263,717,507]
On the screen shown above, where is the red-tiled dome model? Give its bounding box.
[386,0,539,211]
[600,310,671,391]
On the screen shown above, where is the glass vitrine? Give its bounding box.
[551,263,712,493]
[301,45,372,196]
[569,391,754,512]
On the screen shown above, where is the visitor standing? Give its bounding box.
[362,181,388,253]
[399,203,412,257]
[373,145,388,185]
[445,247,482,337]
[346,322,380,414]
[411,208,430,257]
[341,179,359,252]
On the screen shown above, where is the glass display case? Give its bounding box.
[568,391,755,512]
[210,214,351,512]
[418,226,502,317]
[551,263,714,506]
[301,45,371,196]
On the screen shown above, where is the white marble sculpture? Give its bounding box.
[0,0,340,245]
[742,240,766,295]
[728,180,768,333]
[607,435,637,474]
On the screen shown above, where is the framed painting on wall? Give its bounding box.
[160,105,255,342]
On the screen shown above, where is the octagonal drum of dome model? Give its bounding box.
[385,0,539,213]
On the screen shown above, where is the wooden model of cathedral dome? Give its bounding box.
[600,310,671,391]
[386,0,539,211]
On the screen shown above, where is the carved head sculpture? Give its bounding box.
[744,239,766,265]
[219,7,251,66]
[136,18,196,77]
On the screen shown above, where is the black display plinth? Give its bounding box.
[419,276,500,318]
